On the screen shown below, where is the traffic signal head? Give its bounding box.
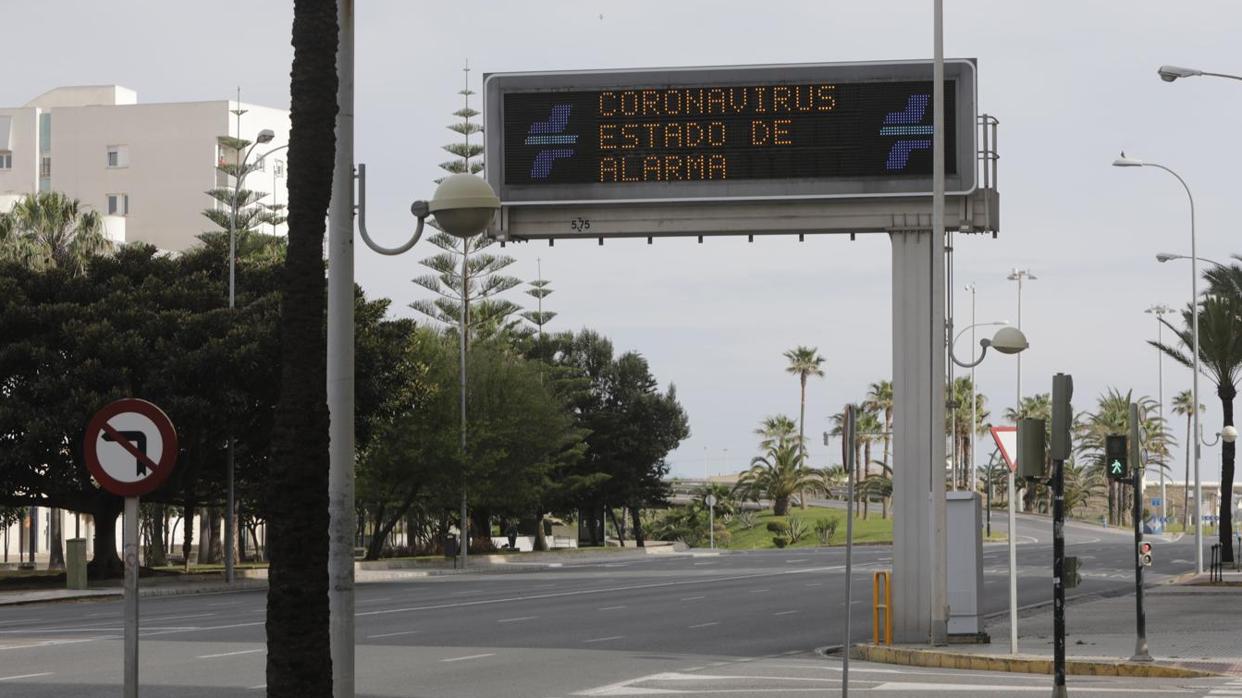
[1105,435,1129,482]
[1138,541,1153,567]
[1017,418,1046,480]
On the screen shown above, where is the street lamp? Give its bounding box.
[1158,65,1242,83]
[1113,152,1204,574]
[950,321,1027,655]
[950,319,1007,490]
[224,129,286,585]
[1146,304,1174,528]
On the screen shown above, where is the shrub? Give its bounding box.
[772,536,788,548]
[786,517,809,544]
[814,517,838,546]
[735,510,756,530]
[766,520,788,534]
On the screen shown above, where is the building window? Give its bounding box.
[40,156,51,178]
[0,151,11,170]
[274,159,285,177]
[106,145,129,168]
[254,157,265,173]
[107,193,129,216]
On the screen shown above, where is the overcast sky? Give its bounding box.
[7,1,1241,484]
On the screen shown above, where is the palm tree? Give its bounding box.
[947,376,989,489]
[863,380,894,472]
[1063,459,1104,518]
[1153,296,1242,561]
[754,414,800,451]
[1004,394,1051,511]
[1170,389,1204,529]
[784,346,825,508]
[734,439,822,516]
[265,0,338,692]
[0,191,112,274]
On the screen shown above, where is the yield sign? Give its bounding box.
[83,398,178,497]
[990,425,1018,473]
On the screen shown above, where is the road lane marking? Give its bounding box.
[441,653,495,662]
[367,630,421,639]
[688,622,718,628]
[0,673,54,682]
[598,605,626,611]
[748,588,770,593]
[354,565,846,619]
[145,613,217,622]
[805,583,823,587]
[871,682,1179,692]
[785,559,809,563]
[497,616,538,623]
[583,635,624,643]
[679,596,705,601]
[773,610,798,616]
[197,648,264,659]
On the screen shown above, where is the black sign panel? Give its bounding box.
[502,81,956,187]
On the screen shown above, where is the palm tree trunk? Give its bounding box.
[265,0,338,692]
[798,375,807,510]
[1219,386,1236,563]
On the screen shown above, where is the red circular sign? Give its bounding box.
[83,398,178,497]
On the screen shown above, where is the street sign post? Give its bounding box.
[989,425,1020,654]
[705,494,717,549]
[83,398,178,698]
[1128,404,1152,662]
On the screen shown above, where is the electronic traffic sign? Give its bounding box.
[485,60,977,206]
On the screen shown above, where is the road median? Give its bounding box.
[848,643,1219,678]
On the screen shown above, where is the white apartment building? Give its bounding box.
[0,85,290,253]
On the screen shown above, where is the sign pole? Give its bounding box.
[841,405,857,697]
[124,495,140,698]
[1050,373,1073,698]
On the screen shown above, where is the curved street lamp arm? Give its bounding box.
[355,163,427,256]
[950,339,992,369]
[1202,71,1242,82]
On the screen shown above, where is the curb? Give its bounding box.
[848,644,1219,678]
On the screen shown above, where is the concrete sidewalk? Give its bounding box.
[851,572,1242,678]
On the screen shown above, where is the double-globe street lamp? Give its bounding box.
[224,128,287,584]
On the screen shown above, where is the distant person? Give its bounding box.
[506,523,518,550]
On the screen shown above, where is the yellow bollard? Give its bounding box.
[872,570,892,645]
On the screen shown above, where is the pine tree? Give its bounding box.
[410,65,522,340]
[201,98,287,258]
[522,259,557,335]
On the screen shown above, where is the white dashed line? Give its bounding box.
[366,630,421,639]
[441,653,495,662]
[497,616,537,623]
[688,622,719,629]
[583,635,624,643]
[197,648,264,659]
[0,673,54,682]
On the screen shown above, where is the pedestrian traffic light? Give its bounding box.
[1138,541,1153,567]
[1105,435,1128,482]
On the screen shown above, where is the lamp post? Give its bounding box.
[1113,153,1203,574]
[950,324,1029,654]
[1146,304,1174,528]
[326,6,500,691]
[224,129,285,584]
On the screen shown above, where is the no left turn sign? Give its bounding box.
[83,398,178,497]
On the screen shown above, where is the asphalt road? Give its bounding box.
[0,513,1222,697]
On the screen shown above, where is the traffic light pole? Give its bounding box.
[1129,402,1152,662]
[1050,373,1073,698]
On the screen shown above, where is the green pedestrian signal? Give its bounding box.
[1105,435,1129,482]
